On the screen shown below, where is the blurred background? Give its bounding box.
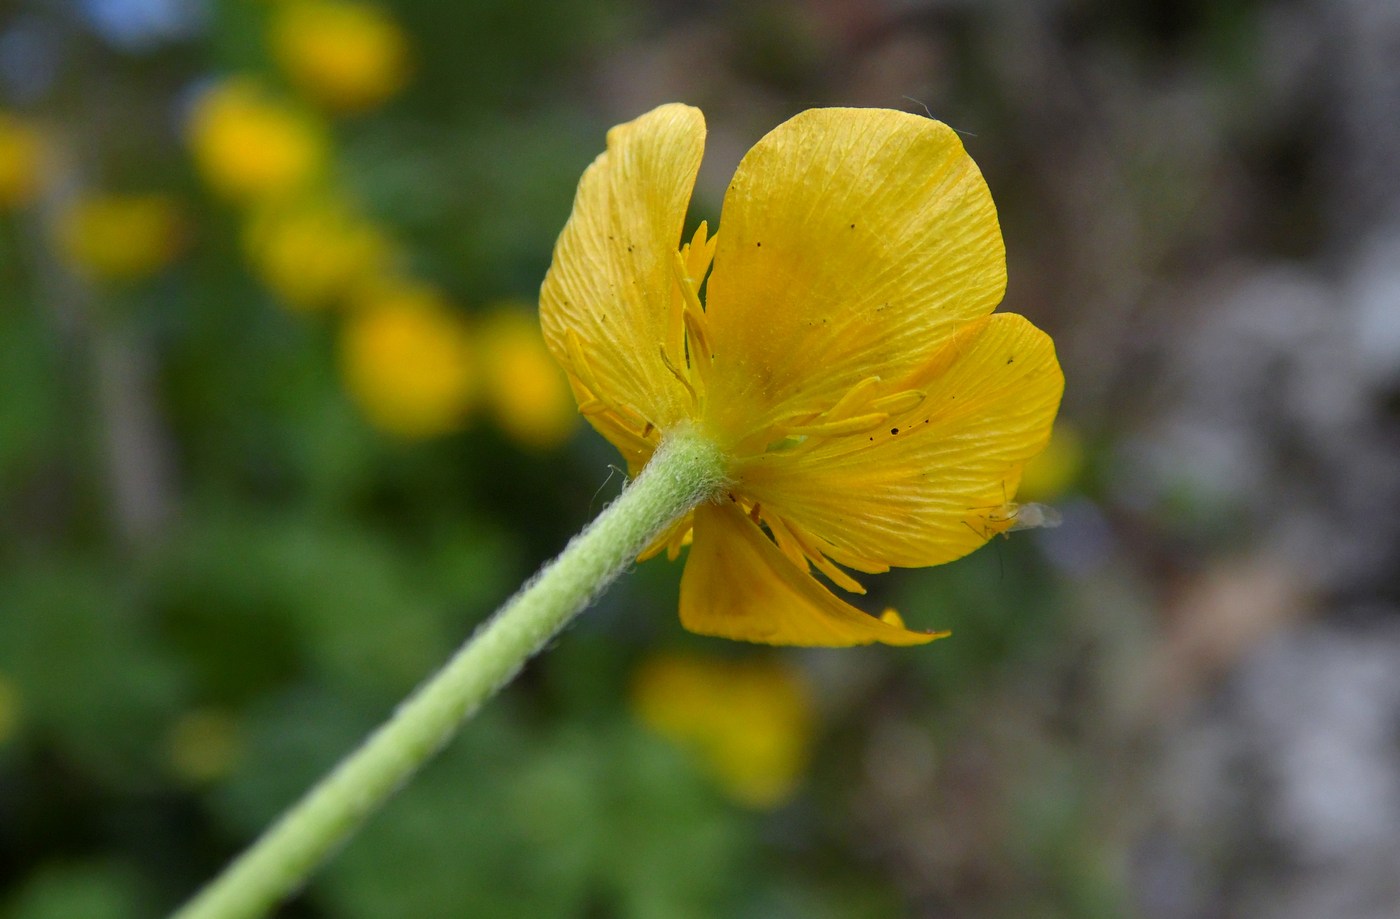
[2,0,1398,916]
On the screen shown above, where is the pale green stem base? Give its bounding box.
[173,430,728,919]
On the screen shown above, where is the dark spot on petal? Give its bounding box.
[1006,355,1015,364]
[849,223,856,229]
[756,241,762,247]
[890,427,899,435]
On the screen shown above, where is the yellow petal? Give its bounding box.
[1015,423,1082,502]
[477,305,578,450]
[55,193,184,282]
[539,104,705,458]
[270,0,411,115]
[679,503,947,647]
[339,284,473,438]
[187,79,327,203]
[630,653,814,809]
[738,313,1063,569]
[701,108,1005,445]
[0,113,47,209]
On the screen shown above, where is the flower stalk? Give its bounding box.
[174,429,729,919]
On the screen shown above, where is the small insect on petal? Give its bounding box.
[1004,502,1062,532]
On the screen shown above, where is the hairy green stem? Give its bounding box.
[173,430,729,919]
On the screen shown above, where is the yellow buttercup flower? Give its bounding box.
[243,197,391,310]
[55,193,184,281]
[188,78,327,202]
[540,105,1064,646]
[0,113,47,210]
[270,0,410,114]
[340,281,473,438]
[477,305,578,450]
[631,653,815,809]
[166,708,243,785]
[0,672,19,746]
[1015,423,1082,503]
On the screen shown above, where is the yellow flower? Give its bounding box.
[631,653,814,809]
[1015,423,1082,503]
[166,708,242,785]
[0,113,47,210]
[0,672,20,746]
[540,105,1064,646]
[477,305,577,450]
[188,78,327,202]
[340,281,473,438]
[270,0,410,114]
[243,197,391,310]
[55,193,184,282]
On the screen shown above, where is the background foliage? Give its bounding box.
[3,1,1399,917]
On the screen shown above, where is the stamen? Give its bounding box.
[778,412,890,437]
[750,376,928,461]
[665,223,717,380]
[781,515,889,575]
[637,532,670,562]
[657,345,699,406]
[807,547,866,594]
[639,514,692,562]
[671,250,708,325]
[566,330,661,449]
[870,389,925,415]
[664,302,686,380]
[681,308,713,383]
[765,514,816,571]
[565,330,602,395]
[826,376,883,420]
[665,523,692,560]
[584,411,656,458]
[683,222,716,284]
[579,392,650,431]
[814,541,890,575]
[768,513,866,594]
[669,248,714,393]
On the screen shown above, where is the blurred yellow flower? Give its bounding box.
[631,653,815,809]
[55,193,184,282]
[0,672,20,746]
[1015,423,1082,503]
[188,78,327,202]
[243,197,391,310]
[340,282,473,438]
[541,105,1064,646]
[166,708,243,785]
[478,305,577,450]
[0,113,46,210]
[270,0,410,114]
